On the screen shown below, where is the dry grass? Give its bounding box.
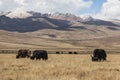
[0,30,120,49]
[0,54,120,80]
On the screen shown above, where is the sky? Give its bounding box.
[0,0,120,20]
[80,0,106,14]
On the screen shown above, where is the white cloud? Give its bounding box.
[0,1,2,6]
[0,0,21,11]
[94,0,120,20]
[14,0,27,6]
[0,0,92,15]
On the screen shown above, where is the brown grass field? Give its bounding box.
[0,54,120,80]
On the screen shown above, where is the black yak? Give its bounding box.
[91,49,107,61]
[16,49,31,59]
[30,50,48,60]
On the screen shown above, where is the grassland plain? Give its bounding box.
[0,54,120,80]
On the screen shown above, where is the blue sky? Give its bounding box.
[80,0,106,14]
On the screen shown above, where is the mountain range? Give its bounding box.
[0,11,120,49]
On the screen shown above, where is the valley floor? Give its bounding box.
[0,54,120,80]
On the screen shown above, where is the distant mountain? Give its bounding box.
[49,12,82,22]
[0,11,119,32]
[0,14,70,32]
[79,15,118,26]
[0,11,120,48]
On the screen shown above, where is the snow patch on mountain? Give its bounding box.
[7,10,32,18]
[80,15,94,21]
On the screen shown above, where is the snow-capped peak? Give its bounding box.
[7,9,32,18]
[80,15,94,21]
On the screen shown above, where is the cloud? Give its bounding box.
[14,0,27,6]
[0,0,92,15]
[94,0,120,20]
[0,1,2,6]
[0,0,21,11]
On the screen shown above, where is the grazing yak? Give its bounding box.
[68,51,78,54]
[74,52,78,54]
[16,49,31,59]
[30,50,48,60]
[56,51,60,54]
[91,49,107,61]
[68,52,72,54]
[56,51,64,54]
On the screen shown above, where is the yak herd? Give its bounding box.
[16,49,107,62]
[16,49,48,60]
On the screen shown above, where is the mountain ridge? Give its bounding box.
[0,11,119,32]
[0,11,120,49]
